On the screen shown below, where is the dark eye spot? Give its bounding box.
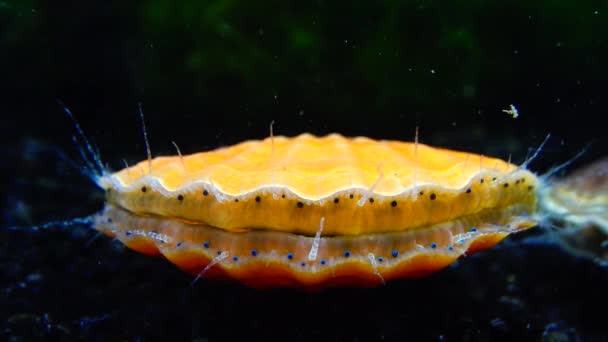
[430,193,436,200]
[334,198,339,203]
[141,186,147,193]
[297,202,304,208]
[391,200,397,207]
[255,196,261,202]
[177,194,184,201]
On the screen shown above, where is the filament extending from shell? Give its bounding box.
[411,126,420,201]
[308,217,325,261]
[413,126,419,186]
[367,253,385,285]
[137,102,152,176]
[190,251,229,286]
[269,120,275,184]
[60,101,105,179]
[358,164,384,207]
[172,141,188,176]
[520,133,551,170]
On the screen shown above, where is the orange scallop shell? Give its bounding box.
[94,134,538,288]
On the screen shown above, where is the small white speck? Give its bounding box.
[502,104,519,119]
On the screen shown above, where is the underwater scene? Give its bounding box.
[1,1,607,341]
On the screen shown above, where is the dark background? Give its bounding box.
[1,1,607,341]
